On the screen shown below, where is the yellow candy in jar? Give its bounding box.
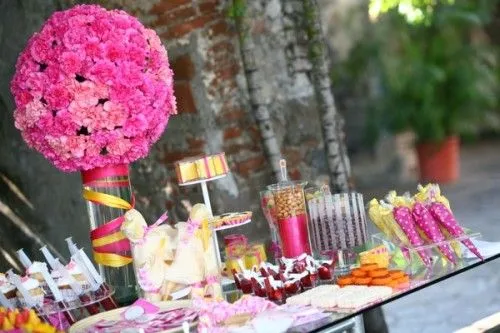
[226,256,243,273]
[249,244,267,263]
[244,250,262,269]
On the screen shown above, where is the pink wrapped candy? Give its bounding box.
[428,202,483,260]
[393,206,431,266]
[412,202,456,264]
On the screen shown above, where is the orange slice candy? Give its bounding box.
[388,270,405,279]
[354,277,372,285]
[387,280,400,288]
[369,268,389,278]
[371,276,392,286]
[337,275,354,287]
[351,269,367,278]
[395,275,410,284]
[360,264,379,272]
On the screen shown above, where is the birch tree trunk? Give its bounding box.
[231,0,283,181]
[301,0,352,193]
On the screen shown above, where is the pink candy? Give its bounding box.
[412,203,456,264]
[195,296,276,331]
[428,202,483,260]
[393,206,431,266]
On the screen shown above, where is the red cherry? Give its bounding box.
[300,272,318,288]
[269,286,285,302]
[240,278,253,294]
[260,268,269,277]
[251,278,267,297]
[318,265,333,280]
[284,281,300,295]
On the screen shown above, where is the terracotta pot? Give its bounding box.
[416,136,460,184]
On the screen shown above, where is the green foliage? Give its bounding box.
[339,0,499,144]
[227,0,247,19]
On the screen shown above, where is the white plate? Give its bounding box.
[69,300,194,333]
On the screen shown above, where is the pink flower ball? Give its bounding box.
[11,5,177,172]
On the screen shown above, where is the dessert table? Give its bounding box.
[223,245,500,333]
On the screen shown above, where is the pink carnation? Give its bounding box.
[60,51,84,75]
[11,4,177,172]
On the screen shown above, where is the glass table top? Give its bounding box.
[223,241,500,333]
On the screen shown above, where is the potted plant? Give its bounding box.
[336,1,498,183]
[374,2,498,183]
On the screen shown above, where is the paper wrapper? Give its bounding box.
[428,202,483,260]
[414,184,462,257]
[412,202,456,264]
[17,292,44,308]
[392,206,431,266]
[359,246,389,268]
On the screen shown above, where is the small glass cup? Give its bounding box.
[260,190,282,260]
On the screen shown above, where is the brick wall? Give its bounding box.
[104,0,335,241]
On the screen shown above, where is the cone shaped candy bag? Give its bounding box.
[428,202,483,260]
[412,202,456,264]
[388,192,456,264]
[414,184,462,257]
[391,205,431,267]
[415,184,482,260]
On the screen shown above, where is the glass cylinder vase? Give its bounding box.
[81,164,137,305]
[268,181,311,258]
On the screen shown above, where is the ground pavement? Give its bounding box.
[354,141,500,333]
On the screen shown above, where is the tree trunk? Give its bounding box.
[231,0,283,181]
[301,0,352,193]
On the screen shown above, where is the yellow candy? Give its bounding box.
[7,311,16,324]
[28,309,42,325]
[2,319,14,330]
[415,184,451,209]
[379,203,411,246]
[33,322,56,333]
[368,199,393,238]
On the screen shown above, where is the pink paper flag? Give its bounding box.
[412,202,456,264]
[393,206,431,267]
[428,202,483,260]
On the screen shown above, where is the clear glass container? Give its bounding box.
[371,231,482,278]
[306,189,368,258]
[259,190,282,260]
[82,165,138,304]
[267,181,311,258]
